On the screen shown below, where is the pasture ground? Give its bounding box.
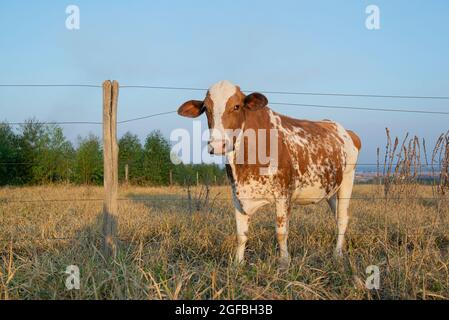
[0,184,448,299]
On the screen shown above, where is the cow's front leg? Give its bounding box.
[275,198,291,269]
[235,208,249,264]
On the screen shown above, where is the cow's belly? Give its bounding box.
[292,183,328,205]
[236,197,271,216]
[232,178,277,215]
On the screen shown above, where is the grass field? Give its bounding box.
[0,184,448,300]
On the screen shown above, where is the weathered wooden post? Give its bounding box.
[169,169,173,186]
[125,163,129,185]
[102,80,119,258]
[196,171,199,186]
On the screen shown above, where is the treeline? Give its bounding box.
[0,120,226,186]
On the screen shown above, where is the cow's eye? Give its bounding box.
[234,105,240,111]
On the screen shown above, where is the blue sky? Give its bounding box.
[1,0,448,164]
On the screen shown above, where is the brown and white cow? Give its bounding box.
[178,80,361,267]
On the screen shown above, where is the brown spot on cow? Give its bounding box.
[276,215,286,228]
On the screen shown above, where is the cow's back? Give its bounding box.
[269,111,360,201]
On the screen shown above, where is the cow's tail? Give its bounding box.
[347,130,361,151]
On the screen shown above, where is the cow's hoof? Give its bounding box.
[278,256,291,271]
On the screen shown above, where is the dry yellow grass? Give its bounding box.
[0,184,448,300]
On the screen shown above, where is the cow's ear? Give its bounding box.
[178,100,205,118]
[244,92,268,111]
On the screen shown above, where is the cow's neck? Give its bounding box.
[243,106,272,131]
[225,106,273,166]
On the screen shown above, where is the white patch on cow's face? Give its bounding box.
[208,80,237,153]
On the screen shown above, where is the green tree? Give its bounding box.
[172,163,226,185]
[18,119,47,184]
[32,125,75,184]
[196,163,225,184]
[118,132,143,184]
[0,123,23,185]
[142,130,173,185]
[74,134,103,185]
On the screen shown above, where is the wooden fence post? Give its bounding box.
[196,171,199,186]
[125,163,129,185]
[102,80,119,258]
[169,169,173,186]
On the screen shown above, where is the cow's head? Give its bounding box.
[178,80,268,155]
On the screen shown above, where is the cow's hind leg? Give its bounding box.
[327,194,338,220]
[235,208,250,264]
[275,198,291,269]
[335,169,355,257]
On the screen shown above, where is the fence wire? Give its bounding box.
[0,196,448,203]
[5,83,447,100]
[2,83,449,127]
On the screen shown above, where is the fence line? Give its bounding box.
[120,84,449,100]
[118,111,178,124]
[3,83,449,100]
[270,102,449,115]
[0,235,156,243]
[2,111,177,126]
[0,236,93,243]
[3,101,449,127]
[1,230,448,244]
[5,121,103,126]
[1,196,448,203]
[0,161,444,167]
[2,82,449,127]
[0,84,102,88]
[1,80,448,249]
